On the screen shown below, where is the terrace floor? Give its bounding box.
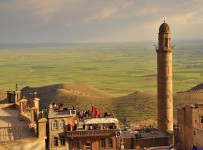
[0,108,34,143]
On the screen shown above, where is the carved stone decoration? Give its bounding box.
[22,101,27,113]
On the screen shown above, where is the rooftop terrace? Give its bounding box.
[0,106,35,143]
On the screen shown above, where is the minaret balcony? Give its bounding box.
[156,48,173,53]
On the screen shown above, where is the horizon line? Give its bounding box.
[0,39,203,45]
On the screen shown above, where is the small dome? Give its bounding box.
[159,22,170,33]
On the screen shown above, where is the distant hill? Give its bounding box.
[19,82,203,126]
[175,83,203,107]
[20,83,157,125]
[21,83,112,109]
[186,83,203,93]
[173,83,203,122]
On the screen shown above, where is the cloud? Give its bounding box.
[84,7,119,22]
[28,0,79,22]
[135,7,160,17]
[83,1,136,22]
[0,0,78,23]
[0,0,203,43]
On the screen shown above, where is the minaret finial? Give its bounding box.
[164,18,165,23]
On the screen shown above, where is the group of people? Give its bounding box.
[66,123,117,131]
[77,110,114,121]
[47,103,76,112]
[67,123,78,131]
[87,123,117,130]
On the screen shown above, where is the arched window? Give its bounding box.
[60,119,65,129]
[101,139,106,148]
[108,139,113,148]
[76,140,82,150]
[86,140,91,150]
[165,38,168,47]
[52,120,58,130]
[53,137,58,146]
[60,136,65,146]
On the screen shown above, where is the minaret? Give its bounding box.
[156,21,173,135]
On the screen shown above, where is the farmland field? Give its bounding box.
[0,41,203,96]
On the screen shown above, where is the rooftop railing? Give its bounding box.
[67,129,120,138]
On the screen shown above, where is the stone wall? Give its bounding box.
[193,128,203,148]
[19,113,32,123]
[0,137,45,150]
[0,103,15,109]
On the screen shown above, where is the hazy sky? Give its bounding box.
[0,0,203,43]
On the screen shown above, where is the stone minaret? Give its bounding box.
[156,21,173,135]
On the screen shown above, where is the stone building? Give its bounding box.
[156,21,174,144]
[46,104,121,150]
[1,86,121,150]
[0,86,47,150]
[120,130,169,149]
[177,103,203,149]
[47,105,77,149]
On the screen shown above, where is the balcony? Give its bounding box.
[67,129,120,138]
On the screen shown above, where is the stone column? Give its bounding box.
[14,91,21,104]
[19,98,28,114]
[31,107,38,122]
[38,118,47,139]
[6,91,12,103]
[33,97,40,114]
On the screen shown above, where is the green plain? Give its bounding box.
[0,42,202,96]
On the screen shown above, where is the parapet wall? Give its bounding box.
[0,103,32,123]
[0,103,15,109]
[19,113,32,123]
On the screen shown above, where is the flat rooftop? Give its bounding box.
[48,108,76,118]
[121,130,169,139]
[0,108,34,143]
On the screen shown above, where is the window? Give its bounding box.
[53,137,58,146]
[60,119,65,129]
[76,141,82,150]
[165,38,168,47]
[108,139,113,148]
[52,120,58,130]
[68,142,73,150]
[200,116,203,124]
[101,139,106,148]
[86,140,91,150]
[60,136,65,146]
